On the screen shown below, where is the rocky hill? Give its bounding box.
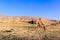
[0,15,60,40]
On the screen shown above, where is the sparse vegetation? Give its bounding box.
[2,29,14,32]
[42,35,48,40]
[51,23,56,26]
[0,16,60,40]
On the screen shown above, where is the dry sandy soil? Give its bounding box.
[0,16,60,40]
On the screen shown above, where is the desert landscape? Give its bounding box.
[0,15,60,40]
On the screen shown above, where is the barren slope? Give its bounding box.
[0,16,60,40]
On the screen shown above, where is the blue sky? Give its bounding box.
[0,0,60,20]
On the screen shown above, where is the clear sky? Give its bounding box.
[0,0,60,20]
